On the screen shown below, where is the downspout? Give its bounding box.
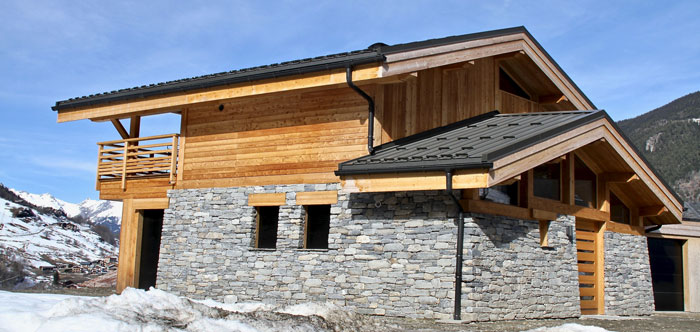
[346,66,375,154]
[445,170,465,320]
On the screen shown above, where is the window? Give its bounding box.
[305,205,330,249]
[574,156,597,208]
[534,163,561,201]
[610,193,630,224]
[480,182,518,206]
[499,68,531,100]
[255,206,279,248]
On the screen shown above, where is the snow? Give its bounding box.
[9,188,122,224]
[10,189,81,217]
[524,324,612,332]
[0,288,348,332]
[0,289,615,332]
[0,196,117,271]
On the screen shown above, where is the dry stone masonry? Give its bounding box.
[604,231,655,315]
[157,184,580,320]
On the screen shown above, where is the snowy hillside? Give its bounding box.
[0,195,118,280]
[11,189,122,234]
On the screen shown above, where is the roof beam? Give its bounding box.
[639,205,668,217]
[539,94,568,104]
[601,172,639,183]
[110,119,129,139]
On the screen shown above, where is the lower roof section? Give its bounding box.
[337,110,683,224]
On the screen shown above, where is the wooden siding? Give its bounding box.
[178,86,372,189]
[378,58,497,141]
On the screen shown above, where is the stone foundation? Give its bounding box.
[157,184,580,320]
[603,231,655,315]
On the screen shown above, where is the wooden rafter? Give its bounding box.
[111,119,129,139]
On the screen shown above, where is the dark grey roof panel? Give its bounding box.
[335,110,604,175]
[52,26,595,112]
[52,50,384,111]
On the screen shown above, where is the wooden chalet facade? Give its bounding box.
[53,27,683,320]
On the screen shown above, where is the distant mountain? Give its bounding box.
[0,184,118,287]
[617,91,700,203]
[10,189,122,234]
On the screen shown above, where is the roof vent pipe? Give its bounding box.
[346,66,375,154]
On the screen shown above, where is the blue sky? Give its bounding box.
[1,0,698,203]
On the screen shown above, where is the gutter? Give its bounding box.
[346,65,376,154]
[445,170,465,321]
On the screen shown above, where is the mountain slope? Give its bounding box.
[618,91,700,202]
[10,189,122,234]
[0,184,118,286]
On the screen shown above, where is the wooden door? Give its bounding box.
[576,218,605,315]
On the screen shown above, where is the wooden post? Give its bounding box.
[96,144,104,191]
[121,141,129,191]
[539,220,550,247]
[169,135,178,184]
[562,152,575,205]
[595,221,606,314]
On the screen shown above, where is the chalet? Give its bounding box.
[51,27,683,321]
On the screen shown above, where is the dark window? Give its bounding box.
[574,156,597,208]
[610,193,630,224]
[305,205,330,249]
[481,182,518,206]
[256,206,279,248]
[499,68,530,100]
[534,163,561,201]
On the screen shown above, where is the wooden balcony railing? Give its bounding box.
[97,134,179,190]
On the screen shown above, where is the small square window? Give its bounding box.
[305,205,330,249]
[534,163,561,201]
[256,206,279,248]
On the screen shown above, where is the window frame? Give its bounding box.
[255,206,280,249]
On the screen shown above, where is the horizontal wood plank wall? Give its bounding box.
[178,86,373,189]
[99,177,174,200]
[379,58,497,142]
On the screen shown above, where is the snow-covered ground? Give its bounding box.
[0,288,612,332]
[0,196,117,270]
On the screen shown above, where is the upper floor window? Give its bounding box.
[499,68,531,100]
[255,206,279,249]
[305,205,330,249]
[534,162,561,201]
[574,156,597,208]
[610,193,630,224]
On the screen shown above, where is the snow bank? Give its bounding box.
[0,288,371,332]
[525,323,612,332]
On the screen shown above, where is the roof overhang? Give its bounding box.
[52,26,594,123]
[337,111,683,224]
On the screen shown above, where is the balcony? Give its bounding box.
[97,134,179,190]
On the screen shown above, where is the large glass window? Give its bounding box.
[574,156,597,208]
[255,206,279,248]
[534,163,561,201]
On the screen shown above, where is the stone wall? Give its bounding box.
[156,184,580,320]
[603,231,654,315]
[461,213,580,321]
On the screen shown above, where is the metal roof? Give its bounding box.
[335,110,605,175]
[52,26,595,111]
